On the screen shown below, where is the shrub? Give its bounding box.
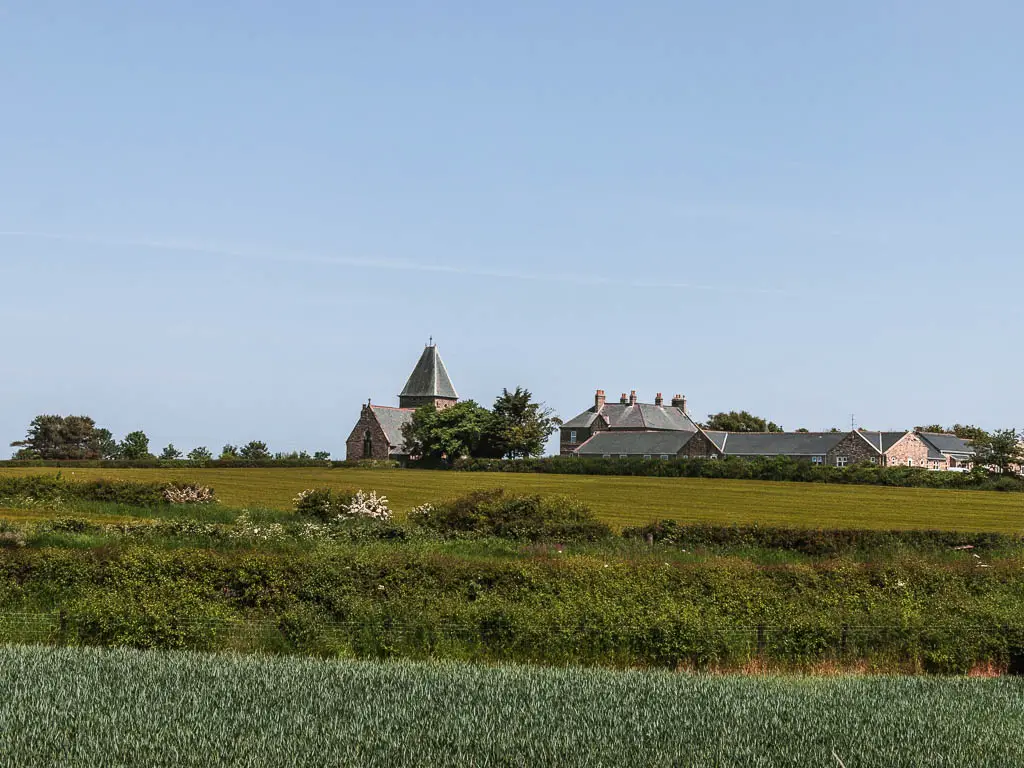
[293,488,355,522]
[410,489,612,542]
[163,484,216,505]
[339,490,392,522]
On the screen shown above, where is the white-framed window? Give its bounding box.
[569,431,577,444]
[870,457,877,464]
[660,454,670,460]
[619,454,628,459]
[643,454,652,460]
[710,454,719,461]
[602,454,611,459]
[812,456,824,465]
[906,458,914,467]
[836,456,849,468]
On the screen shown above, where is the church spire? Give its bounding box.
[399,343,458,409]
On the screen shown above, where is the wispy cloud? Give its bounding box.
[0,229,790,295]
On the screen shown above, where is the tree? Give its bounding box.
[951,424,989,443]
[10,415,108,460]
[160,443,183,460]
[220,445,240,460]
[93,428,119,460]
[917,424,947,434]
[971,429,1023,475]
[402,401,492,463]
[239,441,271,462]
[704,411,783,433]
[118,431,152,460]
[188,446,213,463]
[313,451,331,461]
[795,428,810,433]
[485,387,561,459]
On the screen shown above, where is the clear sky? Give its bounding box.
[1,1,1021,456]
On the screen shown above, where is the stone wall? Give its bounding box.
[883,433,930,468]
[560,415,608,455]
[681,430,721,459]
[345,406,392,461]
[398,396,457,410]
[826,432,880,467]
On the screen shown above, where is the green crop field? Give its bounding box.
[1,646,1021,768]
[1,466,1022,532]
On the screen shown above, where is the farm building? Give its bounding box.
[562,390,975,470]
[345,344,458,461]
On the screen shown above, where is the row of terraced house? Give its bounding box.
[559,389,976,471]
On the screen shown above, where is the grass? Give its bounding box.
[0,646,1022,767]
[1,466,1023,532]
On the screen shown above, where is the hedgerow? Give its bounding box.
[453,455,1024,492]
[0,476,215,507]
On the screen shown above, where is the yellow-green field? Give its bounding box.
[2,467,1023,532]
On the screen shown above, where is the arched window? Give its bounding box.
[363,430,373,459]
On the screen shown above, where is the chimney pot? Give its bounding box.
[595,389,606,410]
[655,392,664,406]
[620,393,628,404]
[629,390,638,406]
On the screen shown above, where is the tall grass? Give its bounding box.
[0,646,1021,767]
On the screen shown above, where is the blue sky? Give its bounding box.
[1,1,1021,456]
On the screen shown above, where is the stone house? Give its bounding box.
[345,344,458,461]
[564,390,722,460]
[562,389,975,469]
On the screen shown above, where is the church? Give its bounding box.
[345,344,459,461]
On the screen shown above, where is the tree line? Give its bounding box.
[9,415,330,463]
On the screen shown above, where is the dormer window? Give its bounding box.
[569,430,577,444]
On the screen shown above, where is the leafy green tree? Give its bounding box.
[917,424,947,434]
[239,441,271,461]
[704,411,783,433]
[313,451,331,461]
[402,401,492,463]
[795,428,810,433]
[118,431,152,460]
[951,424,989,443]
[93,428,120,460]
[220,444,240,460]
[10,415,108,459]
[188,446,213,463]
[485,387,561,459]
[160,443,183,460]
[971,428,1023,475]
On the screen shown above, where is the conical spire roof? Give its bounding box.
[400,345,458,400]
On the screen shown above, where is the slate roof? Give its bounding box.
[369,405,414,455]
[856,431,909,453]
[562,402,699,432]
[918,432,975,457]
[400,345,458,400]
[705,431,847,457]
[575,431,698,456]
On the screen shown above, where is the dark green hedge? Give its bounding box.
[2,544,1023,673]
[622,520,1022,556]
[453,455,1024,492]
[0,475,212,506]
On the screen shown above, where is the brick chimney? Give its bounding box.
[671,394,688,414]
[620,393,628,404]
[655,393,664,406]
[594,389,606,410]
[629,390,637,406]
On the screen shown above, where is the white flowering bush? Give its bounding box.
[338,491,392,522]
[229,512,286,542]
[163,484,216,505]
[408,503,434,524]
